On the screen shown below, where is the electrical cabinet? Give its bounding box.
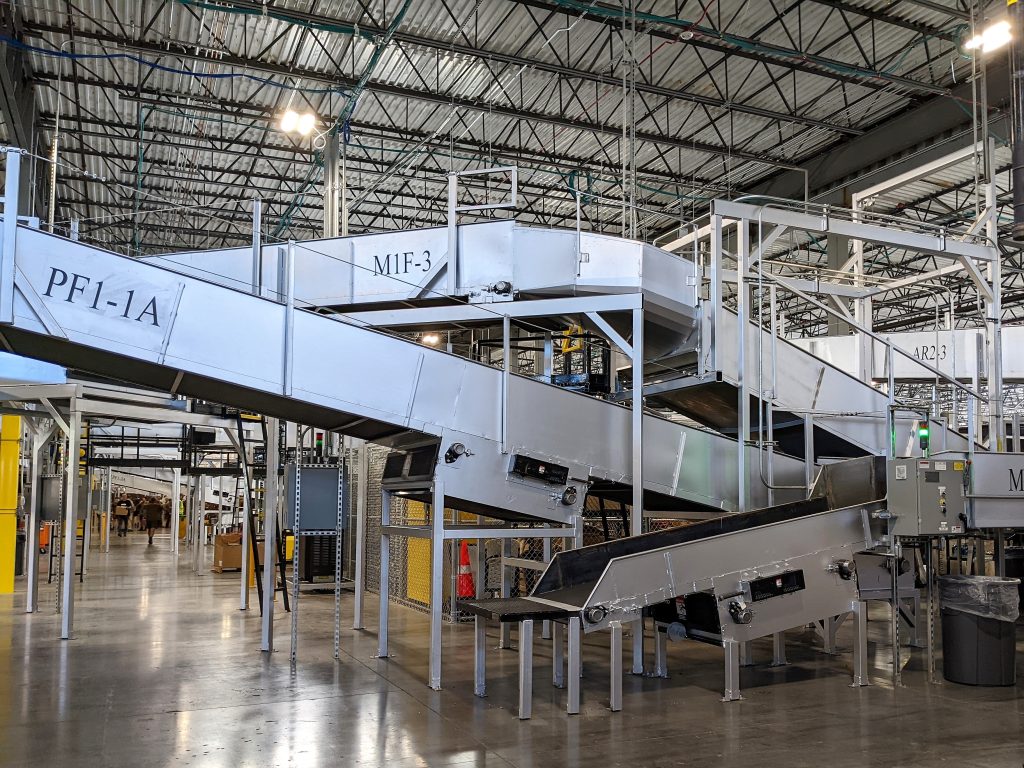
[887,457,967,536]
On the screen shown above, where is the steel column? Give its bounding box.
[804,414,815,490]
[376,489,391,659]
[104,467,112,554]
[428,481,445,690]
[81,467,92,575]
[499,537,512,649]
[239,469,251,611]
[1,148,21,323]
[59,408,81,640]
[891,540,902,688]
[552,620,565,688]
[926,541,936,682]
[352,438,367,629]
[25,423,54,613]
[251,198,262,294]
[446,173,457,295]
[631,305,644,674]
[501,314,510,454]
[170,468,180,556]
[323,132,339,238]
[985,161,1003,450]
[261,417,280,652]
[709,214,722,372]
[736,220,750,513]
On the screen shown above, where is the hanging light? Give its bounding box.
[279,109,300,133]
[964,20,1011,53]
[422,333,440,346]
[297,112,316,136]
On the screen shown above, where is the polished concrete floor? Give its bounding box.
[2,533,1023,768]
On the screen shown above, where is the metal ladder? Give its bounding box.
[235,414,290,614]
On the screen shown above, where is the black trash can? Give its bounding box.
[14,531,25,577]
[940,575,1020,686]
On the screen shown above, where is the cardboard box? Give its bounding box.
[213,533,243,571]
[212,533,265,573]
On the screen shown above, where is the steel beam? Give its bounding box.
[428,481,445,690]
[59,408,81,640]
[344,293,643,328]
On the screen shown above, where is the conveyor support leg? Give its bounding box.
[552,620,564,688]
[567,617,581,715]
[722,640,742,702]
[653,625,668,678]
[851,600,870,687]
[771,631,787,667]
[474,615,487,697]
[609,621,623,712]
[518,619,533,720]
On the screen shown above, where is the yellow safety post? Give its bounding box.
[0,416,22,594]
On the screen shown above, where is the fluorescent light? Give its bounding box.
[297,112,316,136]
[422,333,440,346]
[965,20,1011,53]
[280,109,299,132]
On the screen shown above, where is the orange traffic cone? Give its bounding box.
[457,540,476,598]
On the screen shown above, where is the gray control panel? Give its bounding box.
[887,457,967,536]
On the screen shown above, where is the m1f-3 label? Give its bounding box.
[372,250,432,276]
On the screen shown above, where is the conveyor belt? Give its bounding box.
[459,494,837,622]
[457,597,572,622]
[532,455,886,609]
[532,495,831,603]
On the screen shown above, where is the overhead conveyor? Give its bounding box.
[1,217,808,521]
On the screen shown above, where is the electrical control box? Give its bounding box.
[887,457,967,536]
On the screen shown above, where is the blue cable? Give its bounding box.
[0,35,348,95]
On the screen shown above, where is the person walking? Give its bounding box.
[113,496,132,538]
[141,496,164,546]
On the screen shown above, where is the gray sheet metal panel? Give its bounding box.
[146,222,698,320]
[708,306,968,457]
[511,227,578,294]
[503,373,807,510]
[9,225,800,520]
[39,475,61,522]
[578,505,870,637]
[966,452,1024,527]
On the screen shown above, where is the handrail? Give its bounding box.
[732,194,994,248]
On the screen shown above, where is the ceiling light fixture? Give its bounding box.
[279,109,319,137]
[297,112,316,136]
[964,20,1011,53]
[279,109,300,133]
